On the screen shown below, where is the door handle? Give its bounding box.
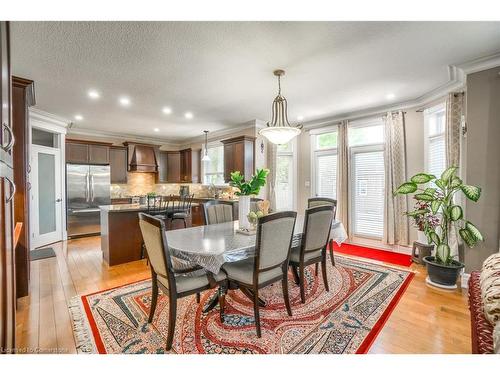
[4,176,15,203]
[90,175,94,202]
[2,122,15,152]
[56,198,62,203]
[85,173,90,202]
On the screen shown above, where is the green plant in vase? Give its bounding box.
[394,166,483,287]
[230,168,269,230]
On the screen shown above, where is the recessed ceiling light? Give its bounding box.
[74,114,83,121]
[386,93,396,100]
[154,128,160,132]
[88,90,100,99]
[162,107,172,115]
[297,115,304,121]
[119,97,131,106]
[184,112,193,119]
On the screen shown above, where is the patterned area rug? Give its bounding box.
[69,255,413,354]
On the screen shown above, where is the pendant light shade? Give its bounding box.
[259,69,302,145]
[202,130,210,161]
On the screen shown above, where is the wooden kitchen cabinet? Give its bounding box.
[109,146,127,183]
[221,136,255,182]
[66,140,111,165]
[166,151,181,183]
[180,148,201,183]
[89,144,110,164]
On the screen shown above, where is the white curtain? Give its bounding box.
[383,111,409,245]
[445,92,464,170]
[267,143,277,212]
[445,92,465,261]
[337,121,349,234]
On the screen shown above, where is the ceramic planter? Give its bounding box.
[423,255,464,288]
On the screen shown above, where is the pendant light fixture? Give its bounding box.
[201,130,210,161]
[259,69,302,145]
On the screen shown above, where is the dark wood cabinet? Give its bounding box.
[66,142,89,163]
[109,146,127,184]
[166,151,181,183]
[180,148,201,183]
[66,140,111,164]
[156,151,168,183]
[0,20,16,351]
[12,76,35,299]
[89,144,109,164]
[222,136,255,182]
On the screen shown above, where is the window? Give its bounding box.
[203,145,225,185]
[424,103,446,178]
[349,117,385,239]
[275,140,296,211]
[311,129,338,200]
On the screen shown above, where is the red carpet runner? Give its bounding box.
[332,242,412,267]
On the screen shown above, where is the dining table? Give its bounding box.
[165,215,348,312]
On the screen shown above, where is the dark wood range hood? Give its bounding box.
[124,142,159,173]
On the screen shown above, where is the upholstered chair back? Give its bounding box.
[307,197,337,219]
[139,213,171,278]
[303,206,334,253]
[203,201,234,225]
[256,212,297,270]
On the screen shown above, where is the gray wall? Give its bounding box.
[465,66,500,272]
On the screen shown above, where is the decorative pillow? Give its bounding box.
[480,253,500,325]
[494,323,500,354]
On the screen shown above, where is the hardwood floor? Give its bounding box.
[15,236,471,354]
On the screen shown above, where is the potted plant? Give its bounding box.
[411,200,440,245]
[395,166,483,288]
[229,168,269,230]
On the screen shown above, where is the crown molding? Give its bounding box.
[66,127,181,148]
[456,51,500,74]
[29,108,70,134]
[178,120,260,147]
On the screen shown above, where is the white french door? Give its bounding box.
[30,145,63,248]
[313,149,337,199]
[349,144,385,239]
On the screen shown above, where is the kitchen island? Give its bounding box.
[99,198,238,266]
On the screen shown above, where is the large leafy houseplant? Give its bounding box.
[395,166,483,266]
[229,168,270,196]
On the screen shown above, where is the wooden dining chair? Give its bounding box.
[222,211,297,337]
[171,194,194,228]
[307,197,337,268]
[289,205,334,303]
[203,200,234,225]
[138,213,227,350]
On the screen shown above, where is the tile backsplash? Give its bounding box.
[110,172,234,198]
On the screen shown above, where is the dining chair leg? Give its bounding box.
[291,265,300,285]
[315,263,319,276]
[329,239,335,267]
[196,292,200,303]
[148,275,159,323]
[253,289,262,338]
[321,253,329,292]
[166,295,177,351]
[183,219,187,228]
[218,286,226,323]
[299,265,306,304]
[281,275,292,316]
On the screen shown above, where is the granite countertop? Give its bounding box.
[100,202,202,212]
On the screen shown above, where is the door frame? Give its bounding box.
[30,144,64,248]
[29,109,68,248]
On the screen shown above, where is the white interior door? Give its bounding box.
[30,145,63,248]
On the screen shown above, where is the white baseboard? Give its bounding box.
[461,272,470,289]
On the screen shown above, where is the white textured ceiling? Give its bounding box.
[10,21,500,141]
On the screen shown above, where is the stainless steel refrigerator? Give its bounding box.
[66,164,111,237]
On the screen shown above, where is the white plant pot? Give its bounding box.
[238,195,251,230]
[417,230,428,244]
